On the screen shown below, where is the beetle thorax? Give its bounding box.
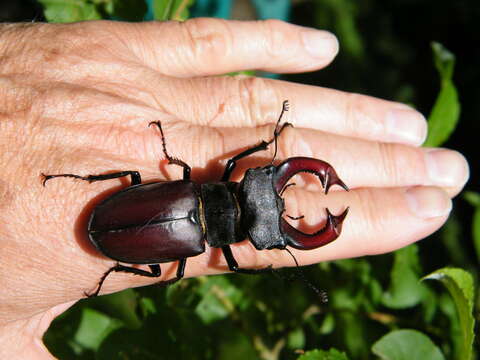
[237,166,287,250]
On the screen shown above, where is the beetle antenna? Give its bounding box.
[270,100,289,164]
[284,248,329,303]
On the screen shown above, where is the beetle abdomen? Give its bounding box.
[88,181,205,264]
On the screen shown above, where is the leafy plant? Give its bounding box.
[423,42,461,147]
[37,0,193,22]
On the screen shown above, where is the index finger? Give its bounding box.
[117,18,339,77]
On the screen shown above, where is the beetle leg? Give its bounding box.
[86,263,162,297]
[270,100,290,163]
[42,171,142,186]
[87,260,188,297]
[221,101,292,181]
[221,245,273,274]
[221,140,270,181]
[156,258,187,286]
[149,121,191,180]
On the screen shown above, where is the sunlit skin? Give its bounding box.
[0,19,469,359]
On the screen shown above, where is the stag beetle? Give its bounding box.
[42,101,349,297]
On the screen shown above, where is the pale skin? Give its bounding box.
[0,19,469,358]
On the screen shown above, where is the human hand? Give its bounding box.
[0,19,468,358]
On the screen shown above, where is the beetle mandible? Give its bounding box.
[42,101,349,297]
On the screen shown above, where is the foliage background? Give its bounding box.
[0,1,478,359]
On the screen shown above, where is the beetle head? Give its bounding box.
[272,157,349,250]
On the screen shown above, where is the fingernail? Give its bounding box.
[301,29,339,59]
[386,108,427,145]
[405,187,452,219]
[425,148,470,187]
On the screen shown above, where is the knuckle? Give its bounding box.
[355,189,384,250]
[377,143,425,186]
[180,18,232,64]
[343,92,383,138]
[376,142,399,184]
[259,19,291,59]
[237,77,282,126]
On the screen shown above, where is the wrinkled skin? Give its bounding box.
[0,19,469,358]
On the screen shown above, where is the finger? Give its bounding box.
[21,71,426,147]
[159,76,427,146]
[46,119,465,198]
[218,185,452,270]
[139,125,468,197]
[119,18,339,77]
[282,127,469,197]
[38,108,466,199]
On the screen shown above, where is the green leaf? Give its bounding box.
[227,70,257,77]
[138,296,157,317]
[287,327,306,349]
[92,289,142,329]
[422,268,475,360]
[424,42,460,147]
[74,308,123,351]
[372,329,445,360]
[472,206,480,263]
[382,245,425,309]
[463,191,480,262]
[335,312,370,358]
[297,348,349,360]
[319,312,335,334]
[440,215,468,266]
[153,0,194,21]
[38,0,102,23]
[110,0,147,21]
[431,42,455,80]
[314,0,364,61]
[463,191,480,207]
[194,276,242,324]
[153,0,174,20]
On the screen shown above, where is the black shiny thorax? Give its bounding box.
[237,166,286,250]
[199,165,287,251]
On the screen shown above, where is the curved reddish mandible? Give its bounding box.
[273,157,349,250]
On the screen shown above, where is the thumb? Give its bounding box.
[0,301,77,360]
